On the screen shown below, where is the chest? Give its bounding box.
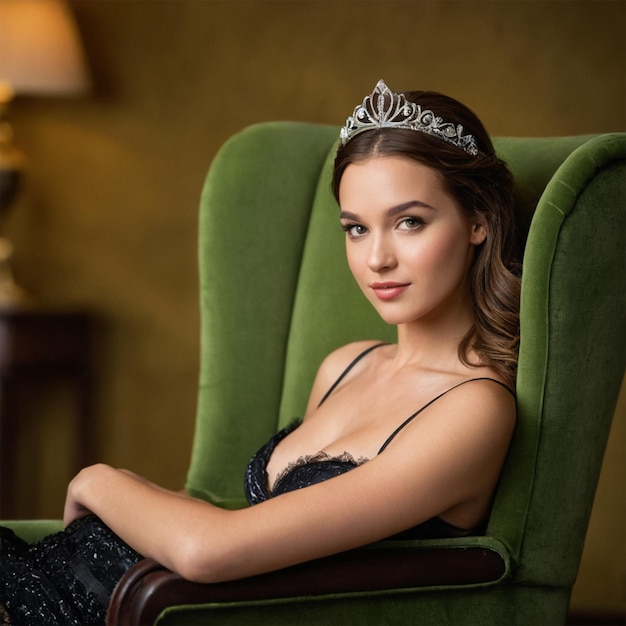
[265,371,450,490]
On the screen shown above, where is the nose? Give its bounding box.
[367,232,397,272]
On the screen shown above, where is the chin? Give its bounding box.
[373,302,442,327]
[373,307,419,326]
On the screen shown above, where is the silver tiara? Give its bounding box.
[340,79,480,156]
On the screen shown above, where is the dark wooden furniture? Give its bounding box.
[0,309,93,518]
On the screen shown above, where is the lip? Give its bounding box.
[370,282,410,301]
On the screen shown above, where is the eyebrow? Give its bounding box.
[340,200,437,222]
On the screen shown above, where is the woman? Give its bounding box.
[1,80,520,625]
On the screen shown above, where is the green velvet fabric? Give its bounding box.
[187,122,340,508]
[155,585,570,626]
[514,148,625,588]
[3,520,63,543]
[490,134,625,593]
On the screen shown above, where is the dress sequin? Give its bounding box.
[1,516,141,625]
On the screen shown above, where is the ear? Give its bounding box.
[470,221,487,246]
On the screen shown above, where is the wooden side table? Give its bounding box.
[0,309,94,518]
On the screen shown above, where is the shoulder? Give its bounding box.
[454,377,516,429]
[378,371,516,461]
[431,375,515,427]
[374,376,516,511]
[441,356,515,425]
[304,340,388,416]
[404,376,516,454]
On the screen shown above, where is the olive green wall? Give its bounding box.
[4,0,624,615]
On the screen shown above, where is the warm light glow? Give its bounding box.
[0,0,90,101]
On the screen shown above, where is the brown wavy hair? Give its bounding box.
[332,90,520,387]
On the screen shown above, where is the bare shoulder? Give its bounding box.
[383,374,516,456]
[372,376,516,528]
[304,340,387,416]
[420,376,516,445]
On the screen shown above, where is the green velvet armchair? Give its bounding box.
[8,128,625,625]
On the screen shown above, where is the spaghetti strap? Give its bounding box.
[318,343,387,407]
[377,378,515,454]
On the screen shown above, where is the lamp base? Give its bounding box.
[0,237,32,310]
[0,100,30,310]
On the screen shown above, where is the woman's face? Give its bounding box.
[338,156,485,327]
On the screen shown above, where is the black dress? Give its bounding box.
[1,344,511,624]
[1,516,140,625]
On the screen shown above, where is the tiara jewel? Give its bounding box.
[340,80,480,156]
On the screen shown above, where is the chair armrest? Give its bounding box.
[1,520,64,543]
[107,540,510,626]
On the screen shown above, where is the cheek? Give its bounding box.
[407,230,471,275]
[345,245,364,281]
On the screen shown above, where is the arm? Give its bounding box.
[64,377,514,585]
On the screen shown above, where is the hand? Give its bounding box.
[63,465,105,527]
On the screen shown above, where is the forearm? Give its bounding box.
[64,464,230,577]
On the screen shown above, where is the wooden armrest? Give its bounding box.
[107,543,507,625]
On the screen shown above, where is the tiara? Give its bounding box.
[340,80,480,156]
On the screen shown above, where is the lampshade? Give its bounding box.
[0,0,90,102]
[0,0,90,308]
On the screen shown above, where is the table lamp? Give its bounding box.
[0,0,90,308]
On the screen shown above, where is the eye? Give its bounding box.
[340,222,368,239]
[397,216,425,231]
